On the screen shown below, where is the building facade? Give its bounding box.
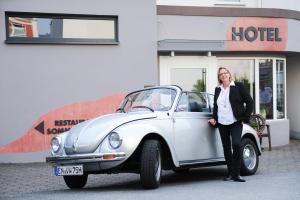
[0,0,158,162]
[1,0,300,162]
[156,0,300,147]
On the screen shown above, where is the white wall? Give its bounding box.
[262,0,300,11]
[157,0,259,8]
[157,0,300,11]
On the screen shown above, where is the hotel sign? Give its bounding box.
[232,27,282,42]
[227,17,287,51]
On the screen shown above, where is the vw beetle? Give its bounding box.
[46,85,261,189]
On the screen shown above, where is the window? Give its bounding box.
[259,59,273,119]
[217,59,255,98]
[188,93,209,112]
[218,57,286,120]
[122,88,176,112]
[170,68,206,92]
[176,92,210,113]
[276,60,285,119]
[5,12,118,44]
[177,92,189,112]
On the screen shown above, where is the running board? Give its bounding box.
[179,158,226,168]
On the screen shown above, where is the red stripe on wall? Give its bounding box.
[0,93,126,154]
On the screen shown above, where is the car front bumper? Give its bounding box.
[46,152,126,165]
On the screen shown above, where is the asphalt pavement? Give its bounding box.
[0,139,300,200]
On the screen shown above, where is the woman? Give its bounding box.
[208,67,254,182]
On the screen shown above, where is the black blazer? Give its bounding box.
[213,81,254,123]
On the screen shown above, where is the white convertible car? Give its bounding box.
[46,85,261,189]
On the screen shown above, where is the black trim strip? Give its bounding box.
[179,157,225,166]
[5,11,119,45]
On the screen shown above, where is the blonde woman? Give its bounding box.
[208,67,254,182]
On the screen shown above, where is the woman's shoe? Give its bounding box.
[223,174,232,181]
[232,176,246,182]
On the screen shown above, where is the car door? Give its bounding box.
[173,92,223,165]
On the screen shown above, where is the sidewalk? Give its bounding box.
[0,139,299,199]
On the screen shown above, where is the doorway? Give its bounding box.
[159,55,218,94]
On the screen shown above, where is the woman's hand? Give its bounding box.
[208,119,216,126]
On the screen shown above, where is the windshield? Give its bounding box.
[121,88,177,112]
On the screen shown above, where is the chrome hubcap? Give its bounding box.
[243,144,257,170]
[155,148,162,182]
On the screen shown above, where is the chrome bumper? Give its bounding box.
[46,152,126,164]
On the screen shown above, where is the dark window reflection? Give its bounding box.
[259,59,273,119]
[8,16,116,40]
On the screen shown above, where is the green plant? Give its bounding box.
[192,79,205,92]
[234,75,250,91]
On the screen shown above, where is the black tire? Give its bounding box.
[63,174,88,189]
[173,168,190,174]
[240,138,259,176]
[140,140,162,189]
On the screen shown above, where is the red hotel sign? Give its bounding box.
[227,17,288,51]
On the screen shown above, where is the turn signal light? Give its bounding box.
[103,154,115,159]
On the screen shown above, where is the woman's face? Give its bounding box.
[218,69,230,84]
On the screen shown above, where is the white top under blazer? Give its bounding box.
[217,81,237,125]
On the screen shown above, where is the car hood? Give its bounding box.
[64,112,157,154]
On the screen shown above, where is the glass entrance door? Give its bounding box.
[159,56,218,94]
[170,68,206,92]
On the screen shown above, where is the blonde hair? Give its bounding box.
[217,67,232,84]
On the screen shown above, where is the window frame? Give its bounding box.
[217,56,287,120]
[276,59,286,119]
[5,11,119,45]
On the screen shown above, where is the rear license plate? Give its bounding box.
[54,165,83,176]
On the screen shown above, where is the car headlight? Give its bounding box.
[51,137,62,153]
[108,132,122,149]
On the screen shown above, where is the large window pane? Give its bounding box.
[259,59,273,119]
[217,59,255,98]
[276,60,285,119]
[6,12,118,44]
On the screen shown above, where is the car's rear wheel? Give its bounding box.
[140,140,162,189]
[63,174,88,189]
[240,138,259,176]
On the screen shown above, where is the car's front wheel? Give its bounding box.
[240,138,259,176]
[140,140,162,189]
[63,174,88,189]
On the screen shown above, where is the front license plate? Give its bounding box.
[54,165,83,176]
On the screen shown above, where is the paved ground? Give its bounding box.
[0,139,300,200]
